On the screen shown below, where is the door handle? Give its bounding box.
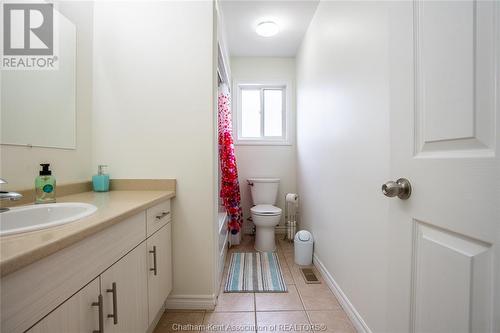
[149,246,157,276]
[156,211,170,220]
[382,178,412,200]
[92,294,104,333]
[106,282,118,325]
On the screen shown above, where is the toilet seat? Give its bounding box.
[251,204,282,216]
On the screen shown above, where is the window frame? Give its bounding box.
[233,82,291,145]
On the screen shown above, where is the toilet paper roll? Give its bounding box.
[286,193,299,204]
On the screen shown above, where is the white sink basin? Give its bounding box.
[0,203,97,236]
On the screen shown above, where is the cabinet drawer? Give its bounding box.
[146,200,171,237]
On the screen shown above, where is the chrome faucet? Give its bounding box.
[0,178,23,212]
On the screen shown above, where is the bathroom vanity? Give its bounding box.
[0,184,175,333]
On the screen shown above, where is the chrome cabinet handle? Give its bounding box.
[149,246,157,276]
[106,282,118,325]
[382,178,412,200]
[155,211,170,220]
[92,294,104,333]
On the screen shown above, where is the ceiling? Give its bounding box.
[219,0,319,57]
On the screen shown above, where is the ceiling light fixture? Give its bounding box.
[256,21,279,37]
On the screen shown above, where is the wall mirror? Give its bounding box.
[1,7,76,149]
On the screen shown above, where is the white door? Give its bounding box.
[387,1,499,333]
[101,242,149,333]
[147,223,173,325]
[27,278,100,333]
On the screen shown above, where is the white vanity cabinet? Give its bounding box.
[3,199,173,333]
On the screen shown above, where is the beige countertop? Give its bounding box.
[0,190,175,277]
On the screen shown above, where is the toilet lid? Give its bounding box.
[251,204,282,216]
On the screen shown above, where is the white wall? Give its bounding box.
[230,57,296,233]
[92,1,217,299]
[296,2,390,332]
[0,2,94,190]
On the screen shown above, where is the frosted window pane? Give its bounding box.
[264,89,283,136]
[241,89,261,137]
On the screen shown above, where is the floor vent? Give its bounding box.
[300,268,321,284]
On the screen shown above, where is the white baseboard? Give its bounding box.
[165,294,216,310]
[242,222,287,235]
[313,254,373,333]
[275,225,287,234]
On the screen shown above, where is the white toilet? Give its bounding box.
[248,178,282,252]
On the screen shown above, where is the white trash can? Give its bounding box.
[294,230,313,266]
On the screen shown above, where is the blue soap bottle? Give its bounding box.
[92,165,110,192]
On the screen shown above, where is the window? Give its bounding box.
[235,83,289,145]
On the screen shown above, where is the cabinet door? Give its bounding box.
[101,242,149,333]
[147,222,172,325]
[27,278,100,333]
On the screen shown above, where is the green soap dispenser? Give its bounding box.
[92,165,110,192]
[35,164,56,204]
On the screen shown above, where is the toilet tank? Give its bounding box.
[248,178,280,205]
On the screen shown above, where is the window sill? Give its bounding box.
[234,140,292,146]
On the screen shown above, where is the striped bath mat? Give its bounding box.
[225,252,288,293]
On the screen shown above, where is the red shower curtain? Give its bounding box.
[218,84,243,241]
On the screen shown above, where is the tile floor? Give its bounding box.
[154,235,356,333]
